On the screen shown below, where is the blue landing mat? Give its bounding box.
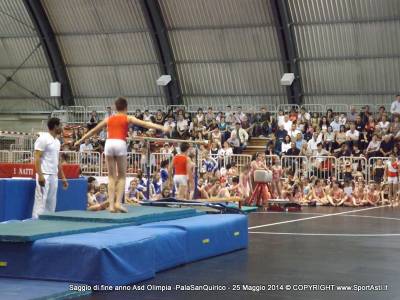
[142,214,249,262]
[0,215,248,285]
[39,206,201,224]
[0,278,92,300]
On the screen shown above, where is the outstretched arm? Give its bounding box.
[74,119,107,147]
[128,116,168,132]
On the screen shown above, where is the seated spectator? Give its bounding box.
[377,114,390,135]
[345,123,360,145]
[319,116,329,132]
[298,107,311,123]
[205,107,215,125]
[285,142,300,156]
[308,132,322,153]
[295,132,306,151]
[142,110,154,122]
[379,134,394,157]
[126,180,145,203]
[330,115,341,132]
[281,135,292,154]
[288,123,301,140]
[365,134,381,158]
[195,108,205,123]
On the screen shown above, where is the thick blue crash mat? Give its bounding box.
[0,219,122,242]
[0,278,92,300]
[142,214,248,262]
[39,206,201,224]
[0,227,157,285]
[0,215,248,285]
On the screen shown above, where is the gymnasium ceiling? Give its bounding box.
[0,0,399,113]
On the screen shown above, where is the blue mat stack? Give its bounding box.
[0,206,248,288]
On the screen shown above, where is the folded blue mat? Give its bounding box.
[39,206,202,224]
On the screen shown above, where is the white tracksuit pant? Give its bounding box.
[32,174,58,219]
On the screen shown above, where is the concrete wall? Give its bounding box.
[0,114,49,132]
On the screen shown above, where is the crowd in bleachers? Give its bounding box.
[77,95,400,210]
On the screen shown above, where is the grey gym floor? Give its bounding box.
[78,206,400,300]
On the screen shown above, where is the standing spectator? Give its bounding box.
[346,106,357,123]
[234,122,249,149]
[360,105,372,125]
[176,114,189,139]
[205,107,215,125]
[105,106,113,118]
[282,114,293,132]
[390,94,400,118]
[164,116,176,138]
[87,111,98,130]
[227,131,241,154]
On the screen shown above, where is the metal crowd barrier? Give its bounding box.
[281,155,308,178]
[308,156,337,180]
[79,151,101,176]
[10,151,33,163]
[337,156,368,181]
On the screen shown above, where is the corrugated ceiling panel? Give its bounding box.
[160,0,274,28]
[358,21,400,56]
[43,0,167,105]
[304,95,394,107]
[170,27,280,61]
[359,58,400,93]
[295,21,400,58]
[0,0,36,35]
[300,61,361,93]
[177,62,285,95]
[294,24,357,58]
[58,33,158,65]
[10,68,53,96]
[43,0,147,34]
[117,65,162,96]
[67,67,120,97]
[183,96,286,108]
[289,0,400,23]
[0,38,47,67]
[74,97,166,107]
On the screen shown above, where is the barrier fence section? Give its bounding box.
[10,151,33,163]
[281,155,308,178]
[337,156,368,181]
[368,157,390,183]
[0,150,10,162]
[308,156,337,180]
[79,151,101,176]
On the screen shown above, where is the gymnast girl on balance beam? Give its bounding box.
[74,97,169,213]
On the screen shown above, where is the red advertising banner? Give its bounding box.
[0,163,80,179]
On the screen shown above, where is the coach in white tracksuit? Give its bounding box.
[32,118,68,219]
